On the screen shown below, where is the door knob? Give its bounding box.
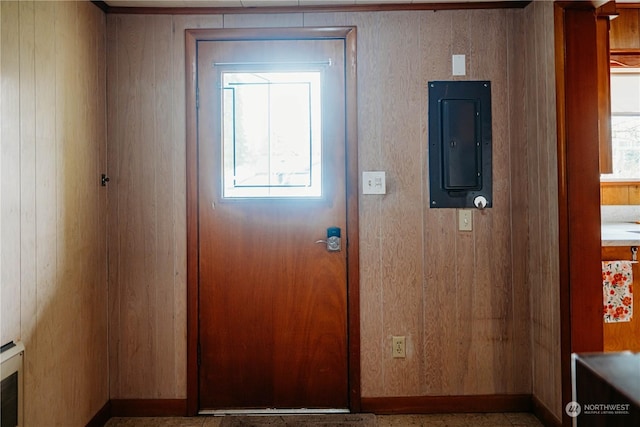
[315,227,341,252]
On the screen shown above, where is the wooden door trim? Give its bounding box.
[554,4,604,426]
[185,27,360,416]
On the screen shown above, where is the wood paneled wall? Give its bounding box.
[522,1,562,421]
[106,2,560,410]
[0,1,108,426]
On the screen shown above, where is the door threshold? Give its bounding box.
[199,408,351,416]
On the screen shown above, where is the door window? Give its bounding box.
[221,71,322,198]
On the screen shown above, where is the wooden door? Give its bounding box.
[196,37,349,411]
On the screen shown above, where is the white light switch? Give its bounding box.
[362,171,386,194]
[452,54,466,76]
[458,209,472,231]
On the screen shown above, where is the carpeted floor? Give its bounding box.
[105,412,544,427]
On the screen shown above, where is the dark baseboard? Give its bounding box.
[110,399,188,417]
[361,394,533,414]
[531,395,562,427]
[86,401,111,427]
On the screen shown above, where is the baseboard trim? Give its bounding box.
[85,401,111,427]
[110,399,188,417]
[531,395,562,427]
[361,394,533,414]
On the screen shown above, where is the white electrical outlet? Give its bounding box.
[392,336,406,358]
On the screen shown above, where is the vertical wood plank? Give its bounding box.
[377,11,424,397]
[0,0,22,347]
[117,14,157,397]
[152,14,177,398]
[469,9,512,395]
[50,1,79,424]
[31,1,57,425]
[540,0,558,412]
[421,10,457,397]
[544,0,562,417]
[18,0,37,350]
[80,1,109,417]
[106,13,122,398]
[348,12,386,397]
[506,7,532,396]
[524,1,563,419]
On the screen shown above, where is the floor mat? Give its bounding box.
[219,414,377,427]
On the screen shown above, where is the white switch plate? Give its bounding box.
[452,54,466,76]
[458,209,473,231]
[362,171,386,194]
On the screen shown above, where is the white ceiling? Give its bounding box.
[104,0,529,8]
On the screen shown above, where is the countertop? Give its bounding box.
[602,222,640,247]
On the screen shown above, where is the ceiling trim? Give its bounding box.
[93,1,531,15]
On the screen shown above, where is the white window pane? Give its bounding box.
[611,71,640,114]
[221,71,322,198]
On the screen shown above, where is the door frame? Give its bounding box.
[185,27,360,416]
[554,3,606,426]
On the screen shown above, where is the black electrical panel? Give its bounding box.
[428,81,492,209]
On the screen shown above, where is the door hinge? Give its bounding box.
[196,86,199,109]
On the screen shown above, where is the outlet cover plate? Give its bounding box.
[392,336,406,358]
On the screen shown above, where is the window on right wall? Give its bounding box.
[604,68,640,181]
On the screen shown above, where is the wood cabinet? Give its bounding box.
[610,8,640,51]
[610,8,640,68]
[602,246,640,352]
